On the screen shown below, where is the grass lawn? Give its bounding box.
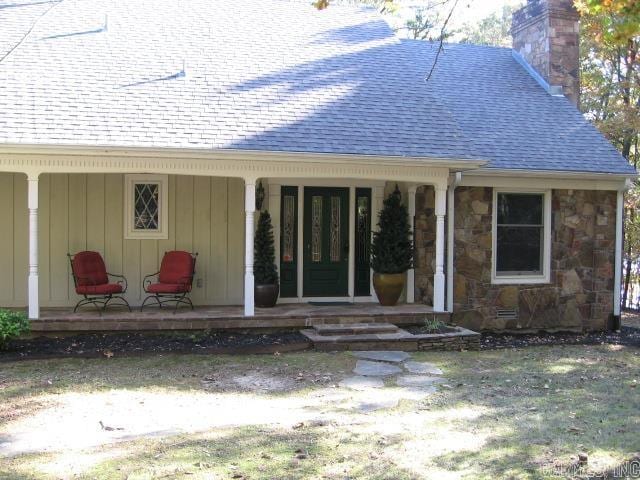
[1,344,638,479]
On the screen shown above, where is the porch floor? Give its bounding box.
[31,303,448,333]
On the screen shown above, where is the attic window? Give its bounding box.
[124,174,169,239]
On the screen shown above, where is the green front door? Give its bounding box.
[303,187,349,297]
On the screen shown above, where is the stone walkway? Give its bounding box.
[338,350,446,412]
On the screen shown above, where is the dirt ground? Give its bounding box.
[623,310,640,329]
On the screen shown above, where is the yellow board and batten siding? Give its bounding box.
[0,173,244,308]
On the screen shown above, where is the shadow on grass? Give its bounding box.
[4,424,418,480]
[418,345,640,478]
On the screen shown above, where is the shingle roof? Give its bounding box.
[408,41,636,175]
[0,0,634,175]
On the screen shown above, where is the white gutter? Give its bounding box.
[614,189,624,318]
[465,166,637,182]
[446,171,462,312]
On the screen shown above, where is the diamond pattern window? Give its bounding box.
[125,174,169,239]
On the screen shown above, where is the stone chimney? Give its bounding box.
[511,0,580,106]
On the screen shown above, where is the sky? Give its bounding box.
[452,0,522,25]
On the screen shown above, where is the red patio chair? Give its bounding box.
[68,251,131,313]
[141,251,198,312]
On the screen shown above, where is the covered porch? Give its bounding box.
[0,146,482,326]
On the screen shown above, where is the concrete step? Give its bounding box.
[301,326,418,351]
[312,322,399,336]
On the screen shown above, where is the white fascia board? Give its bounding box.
[0,143,487,171]
[461,168,634,191]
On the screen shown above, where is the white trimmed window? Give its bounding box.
[124,174,169,239]
[492,189,551,284]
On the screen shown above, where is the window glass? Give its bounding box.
[311,196,322,263]
[496,193,544,276]
[134,183,160,230]
[497,193,543,225]
[282,195,296,263]
[330,196,341,262]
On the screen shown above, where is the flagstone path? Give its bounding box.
[339,351,447,412]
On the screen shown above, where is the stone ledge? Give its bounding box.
[413,326,480,351]
[302,324,480,352]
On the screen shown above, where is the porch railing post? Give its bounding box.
[27,173,40,320]
[244,178,256,316]
[433,185,447,312]
[407,185,417,303]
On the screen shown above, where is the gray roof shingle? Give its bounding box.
[0,0,634,175]
[408,40,635,175]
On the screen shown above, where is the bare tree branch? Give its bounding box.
[425,0,459,82]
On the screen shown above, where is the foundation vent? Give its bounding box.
[496,309,518,321]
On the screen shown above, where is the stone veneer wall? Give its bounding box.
[414,186,617,332]
[451,187,616,332]
[414,185,436,305]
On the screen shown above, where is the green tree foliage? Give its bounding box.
[254,210,278,285]
[0,309,29,349]
[371,186,413,274]
[580,6,639,306]
[575,0,640,43]
[458,4,516,47]
[405,3,455,41]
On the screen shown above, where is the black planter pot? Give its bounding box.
[255,283,279,308]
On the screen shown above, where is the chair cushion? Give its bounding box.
[158,251,194,285]
[76,283,123,295]
[72,251,109,286]
[146,283,189,294]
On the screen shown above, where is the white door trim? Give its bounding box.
[268,178,384,303]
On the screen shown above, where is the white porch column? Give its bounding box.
[433,186,447,312]
[446,183,455,312]
[407,185,417,303]
[27,174,40,320]
[244,178,256,316]
[446,173,461,312]
[370,185,385,302]
[614,189,624,317]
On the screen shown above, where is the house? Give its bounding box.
[0,0,635,332]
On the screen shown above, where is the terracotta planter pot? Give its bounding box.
[372,273,405,306]
[255,283,279,308]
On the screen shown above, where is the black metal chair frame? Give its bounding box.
[141,252,198,313]
[67,253,131,314]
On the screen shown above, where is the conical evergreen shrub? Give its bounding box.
[254,210,278,285]
[371,185,413,274]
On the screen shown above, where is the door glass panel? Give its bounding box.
[330,196,341,262]
[282,195,295,263]
[357,195,369,262]
[311,196,322,262]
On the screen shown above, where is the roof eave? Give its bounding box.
[0,143,488,171]
[468,166,638,182]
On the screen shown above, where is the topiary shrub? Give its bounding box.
[0,309,29,349]
[371,185,413,274]
[254,210,278,285]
